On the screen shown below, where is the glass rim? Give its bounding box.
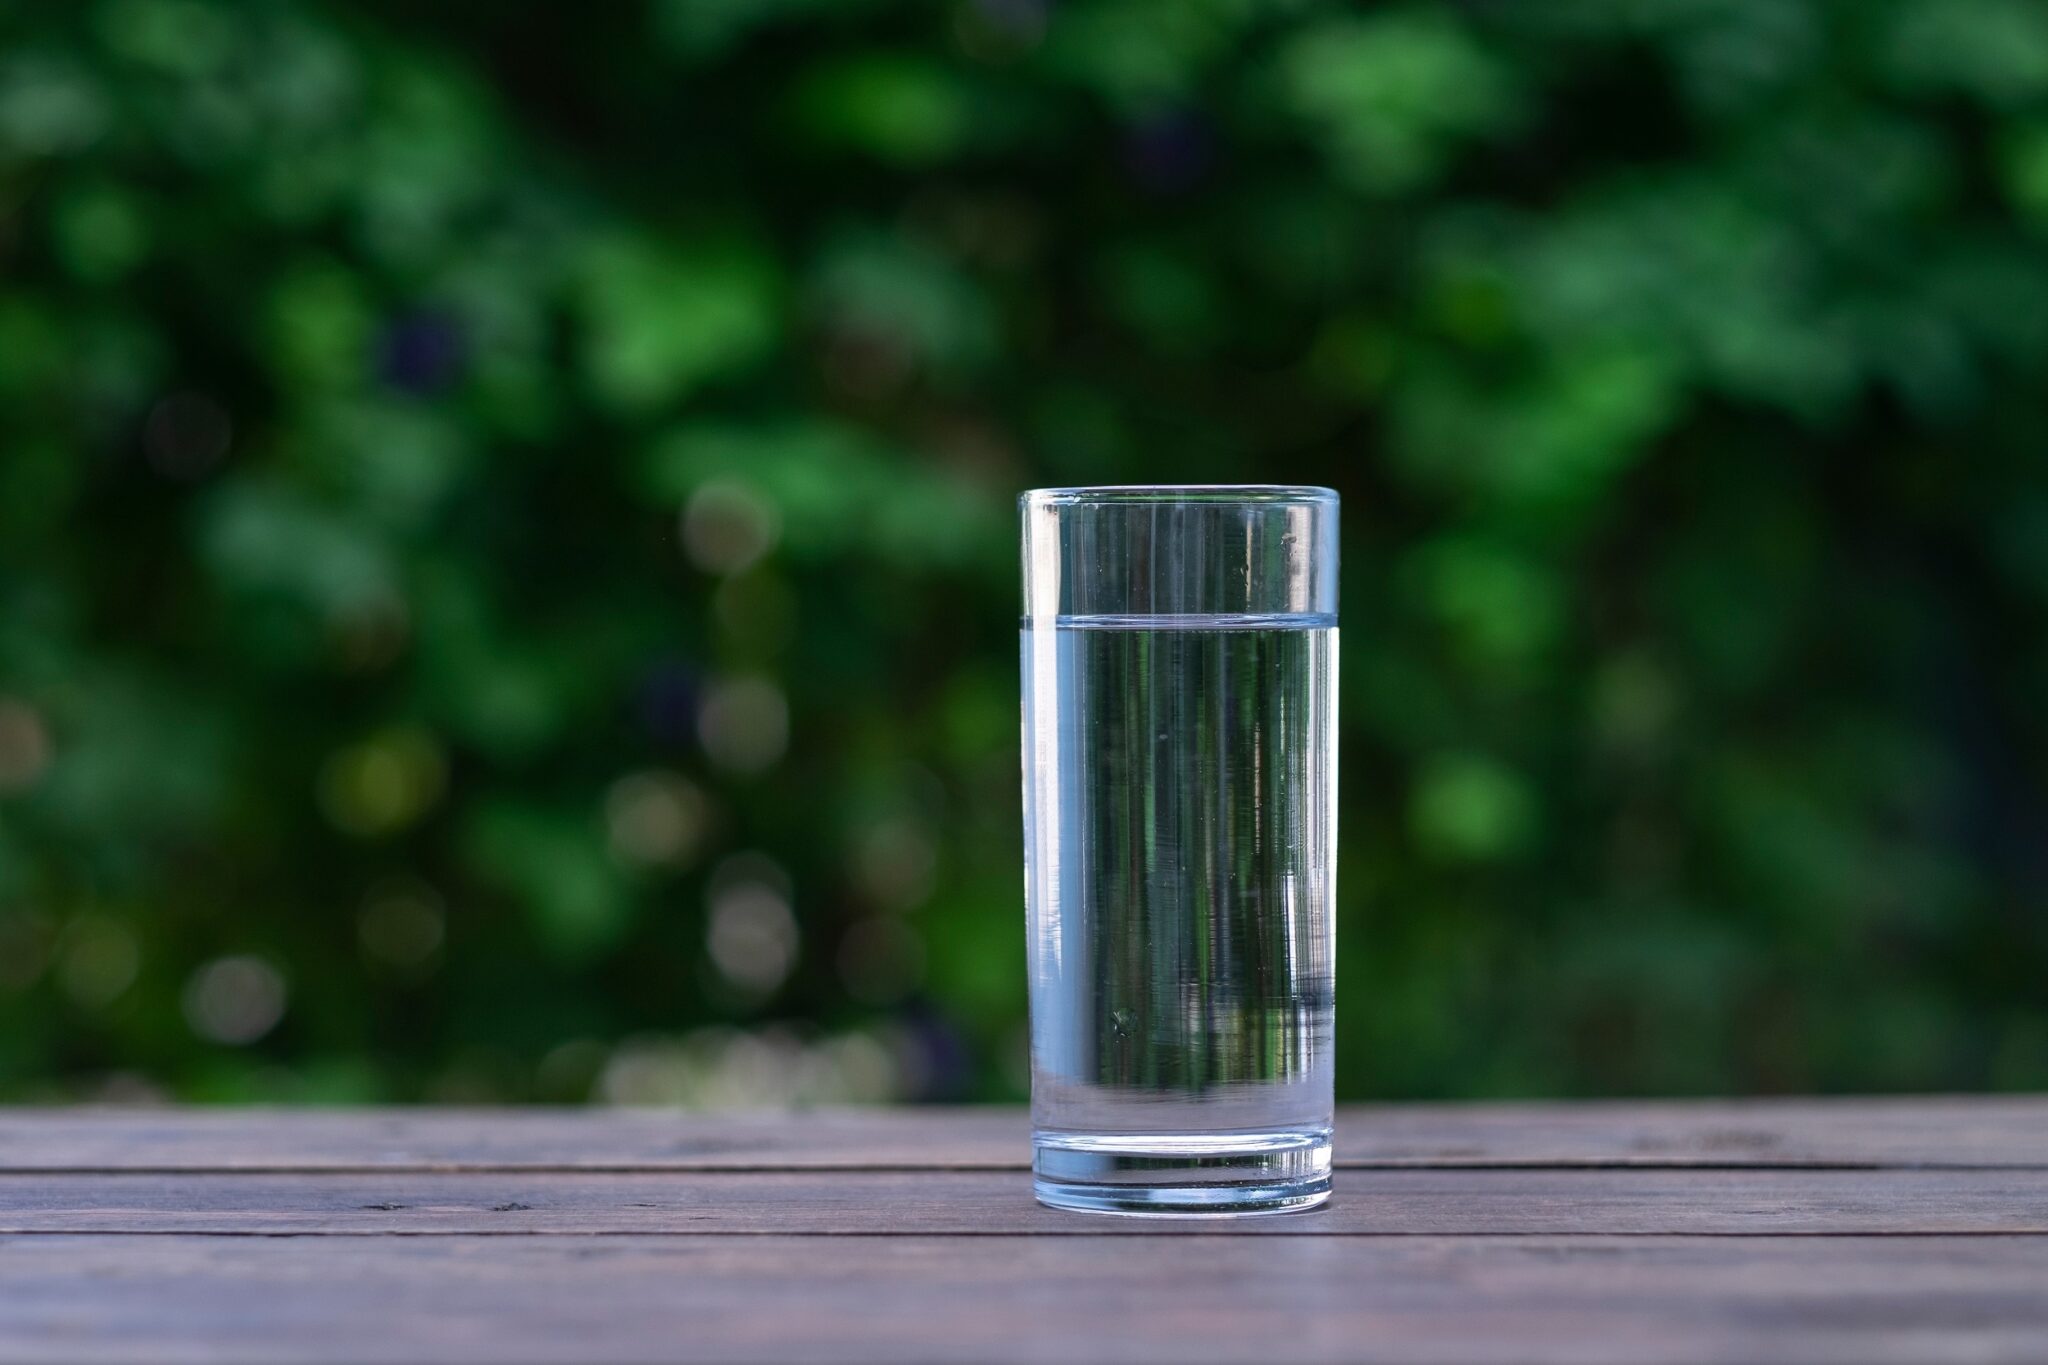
[1020,484,1337,508]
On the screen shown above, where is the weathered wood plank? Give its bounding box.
[0,1097,2041,1172]
[1341,1095,2048,1168]
[4,1233,2045,1364]
[0,1108,1026,1172]
[4,1167,2045,1235]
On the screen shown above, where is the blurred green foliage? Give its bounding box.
[2,0,2047,1104]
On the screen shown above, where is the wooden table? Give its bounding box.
[2,1098,2044,1362]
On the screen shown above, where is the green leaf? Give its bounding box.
[462,802,632,959]
[811,231,998,379]
[789,55,972,165]
[641,420,1004,569]
[1039,0,1251,105]
[51,182,149,282]
[265,260,376,393]
[199,480,398,617]
[1409,752,1538,863]
[1276,12,1518,195]
[1878,0,2048,108]
[576,236,779,413]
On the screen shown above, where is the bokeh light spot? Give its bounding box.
[357,879,445,974]
[58,918,139,1009]
[604,770,708,869]
[707,882,799,995]
[697,676,789,774]
[598,1026,896,1107]
[318,727,447,836]
[680,478,780,575]
[852,816,938,910]
[0,697,52,794]
[183,955,287,1045]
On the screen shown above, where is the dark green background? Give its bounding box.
[3,0,2046,1104]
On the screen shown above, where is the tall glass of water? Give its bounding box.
[1021,486,1338,1215]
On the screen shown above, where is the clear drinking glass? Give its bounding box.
[1020,486,1338,1215]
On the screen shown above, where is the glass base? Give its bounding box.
[1032,1130,1332,1217]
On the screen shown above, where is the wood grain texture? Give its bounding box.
[0,1096,2042,1171]
[4,1167,2047,1236]
[0,1107,1026,1172]
[5,1233,2047,1365]
[3,1103,2045,1364]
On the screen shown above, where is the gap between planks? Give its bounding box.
[7,1168,2047,1237]
[2,1099,2043,1174]
[4,1159,2047,1175]
[13,1230,2048,1241]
